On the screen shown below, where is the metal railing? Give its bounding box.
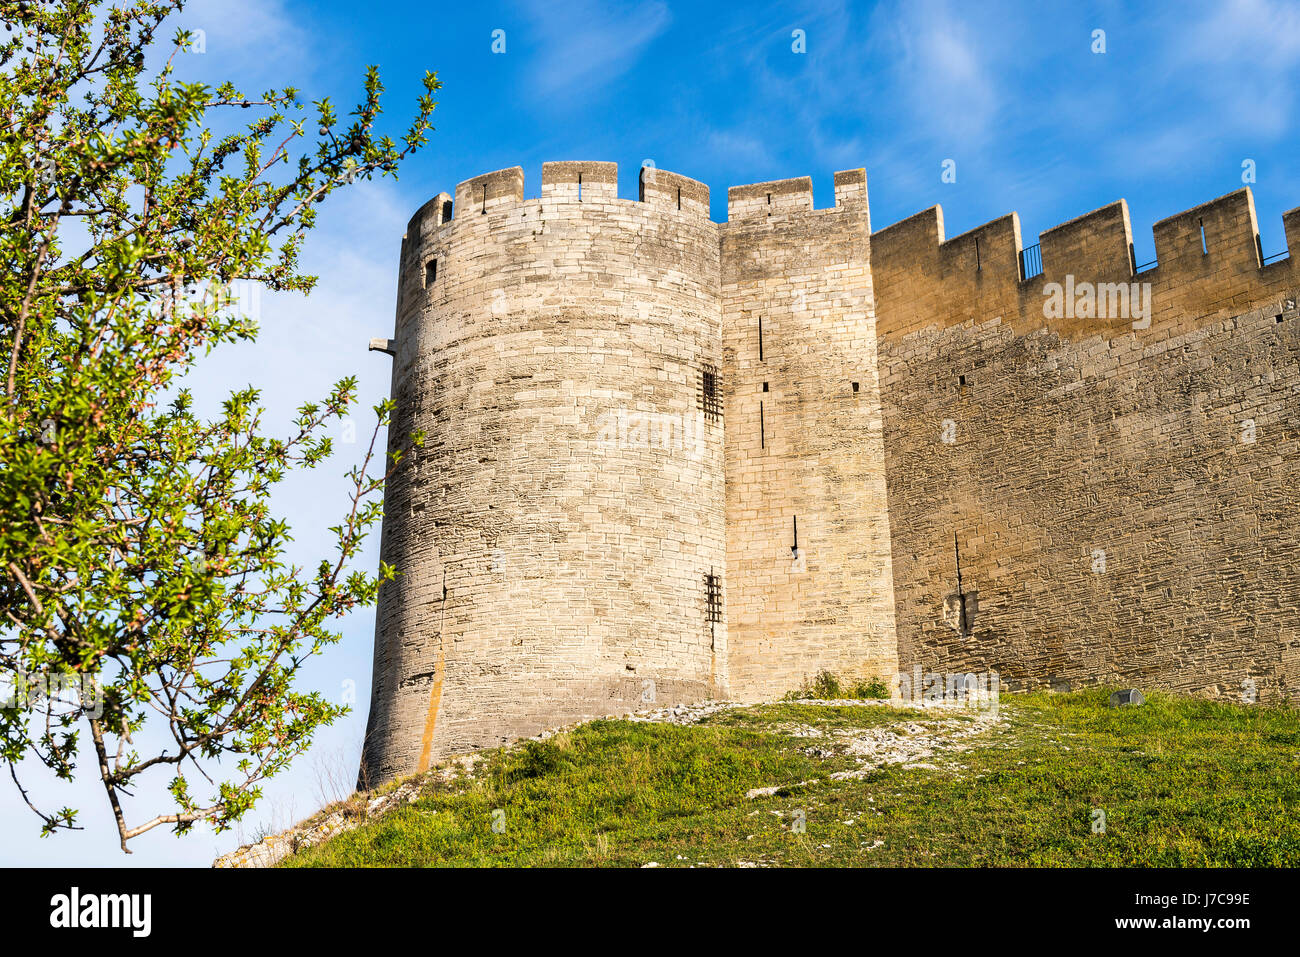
[1019,243,1043,281]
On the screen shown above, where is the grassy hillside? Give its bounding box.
[282,690,1300,867]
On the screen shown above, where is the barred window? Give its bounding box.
[699,364,722,423]
[705,571,722,624]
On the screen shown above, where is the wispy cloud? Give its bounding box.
[670,0,1016,212]
[1162,0,1300,139]
[518,0,672,99]
[701,128,779,170]
[174,0,313,84]
[865,0,1005,149]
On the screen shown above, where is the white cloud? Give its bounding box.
[1182,0,1300,61]
[865,0,1005,149]
[171,0,313,83]
[1164,0,1300,139]
[702,129,779,171]
[517,0,672,99]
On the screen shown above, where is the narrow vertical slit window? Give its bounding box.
[425,258,437,287]
[578,173,583,202]
[677,187,682,210]
[1200,218,1208,255]
[481,184,487,214]
[954,534,971,637]
[791,516,799,556]
[975,236,982,271]
[759,401,765,448]
[758,316,764,361]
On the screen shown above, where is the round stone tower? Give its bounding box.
[359,162,726,786]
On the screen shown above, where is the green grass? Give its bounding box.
[780,669,891,701]
[283,689,1300,867]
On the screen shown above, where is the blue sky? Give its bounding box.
[242,0,1300,256]
[4,0,1298,867]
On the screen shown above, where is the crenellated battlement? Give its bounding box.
[872,186,1298,340]
[1151,189,1260,274]
[725,168,869,223]
[452,165,524,217]
[727,175,814,220]
[410,162,714,230]
[640,166,710,216]
[406,163,872,237]
[541,160,618,203]
[1039,200,1132,279]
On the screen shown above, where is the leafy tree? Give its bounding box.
[0,0,435,851]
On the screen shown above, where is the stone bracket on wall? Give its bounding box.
[944,590,978,636]
[368,337,397,356]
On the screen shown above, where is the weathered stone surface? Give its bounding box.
[358,162,1300,788]
[361,164,726,787]
[720,166,899,701]
[874,191,1299,703]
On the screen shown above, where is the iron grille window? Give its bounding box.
[699,364,722,423]
[705,572,722,624]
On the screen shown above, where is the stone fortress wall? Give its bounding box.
[872,189,1300,701]
[360,159,1300,786]
[720,170,899,702]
